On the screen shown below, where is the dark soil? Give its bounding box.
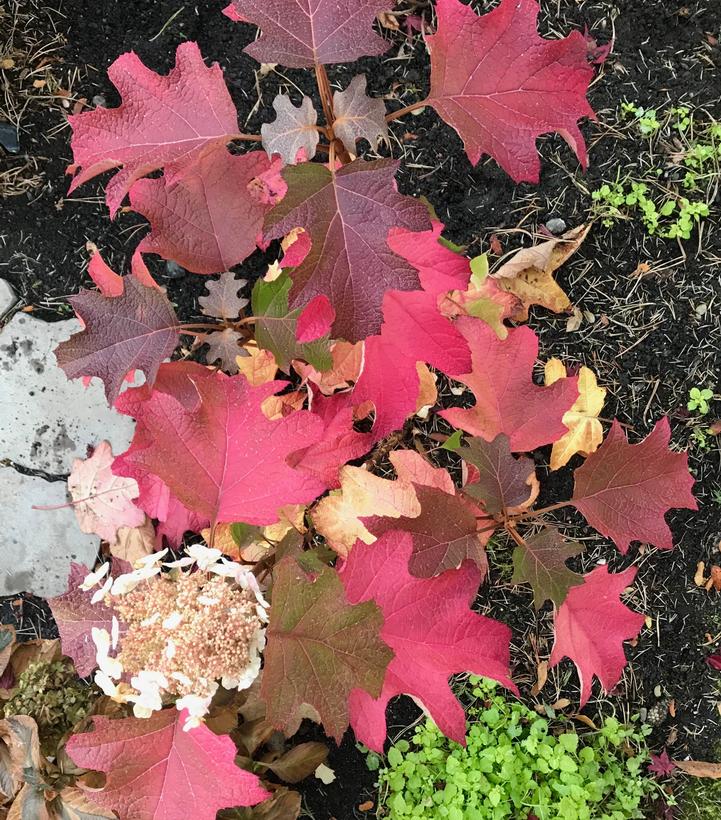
[2,1,721,819]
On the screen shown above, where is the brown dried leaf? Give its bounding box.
[261,742,328,784]
[491,225,590,321]
[108,516,155,564]
[674,760,721,779]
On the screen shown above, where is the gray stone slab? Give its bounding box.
[0,280,16,317]
[0,313,135,474]
[0,465,99,597]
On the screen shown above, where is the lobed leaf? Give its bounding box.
[261,557,392,742]
[264,159,431,342]
[571,418,697,553]
[427,0,597,182]
[341,531,515,752]
[225,0,392,68]
[68,42,240,216]
[66,710,270,819]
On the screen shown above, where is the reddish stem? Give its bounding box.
[385,99,429,123]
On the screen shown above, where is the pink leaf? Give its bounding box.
[340,531,515,752]
[68,42,239,216]
[427,0,597,182]
[380,289,471,376]
[572,418,697,554]
[113,369,326,525]
[264,159,431,342]
[296,295,336,343]
[387,220,471,296]
[47,563,118,677]
[440,318,578,451]
[68,440,145,543]
[87,251,123,297]
[225,0,391,68]
[549,565,645,707]
[66,710,270,819]
[129,147,271,274]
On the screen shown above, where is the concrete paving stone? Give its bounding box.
[0,465,99,597]
[0,312,135,474]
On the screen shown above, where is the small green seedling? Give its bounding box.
[688,387,714,415]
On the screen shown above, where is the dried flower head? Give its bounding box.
[87,549,267,727]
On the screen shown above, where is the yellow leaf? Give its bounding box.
[236,346,278,386]
[544,358,606,470]
[492,225,590,321]
[312,466,421,557]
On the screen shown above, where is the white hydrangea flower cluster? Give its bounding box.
[84,545,269,730]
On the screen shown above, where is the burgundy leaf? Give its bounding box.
[225,0,392,68]
[130,147,271,274]
[55,276,179,405]
[572,418,697,554]
[264,159,431,341]
[427,0,597,182]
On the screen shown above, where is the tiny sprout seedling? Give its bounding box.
[688,387,714,415]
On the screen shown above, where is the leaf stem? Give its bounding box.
[232,133,263,143]
[508,501,573,524]
[385,99,429,123]
[314,63,335,132]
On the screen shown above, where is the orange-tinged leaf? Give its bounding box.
[312,466,420,557]
[237,346,279,386]
[544,358,606,470]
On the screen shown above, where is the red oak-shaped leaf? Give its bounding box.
[341,531,515,751]
[511,528,583,609]
[113,370,326,525]
[47,563,117,678]
[571,418,697,554]
[113,362,213,542]
[66,710,270,819]
[68,440,145,543]
[261,94,319,165]
[365,485,488,578]
[264,159,431,341]
[387,220,471,296]
[427,0,597,182]
[296,295,336,343]
[261,557,392,743]
[130,147,271,274]
[68,42,240,216]
[226,0,391,68]
[55,276,180,405]
[332,75,389,154]
[380,289,471,376]
[440,318,578,451]
[549,565,644,706]
[458,434,536,516]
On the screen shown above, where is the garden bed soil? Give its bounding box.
[1,1,721,818]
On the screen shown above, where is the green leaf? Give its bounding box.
[261,557,393,742]
[511,528,584,609]
[441,429,464,451]
[251,273,331,372]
